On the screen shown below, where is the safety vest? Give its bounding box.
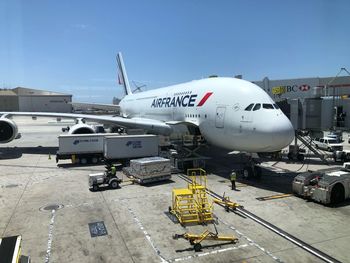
[230,172,236,181]
[111,166,116,175]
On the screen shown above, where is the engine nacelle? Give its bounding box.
[68,124,96,134]
[0,118,19,143]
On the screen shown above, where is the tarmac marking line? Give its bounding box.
[122,199,255,263]
[218,218,283,263]
[101,194,137,263]
[122,200,168,263]
[44,209,56,263]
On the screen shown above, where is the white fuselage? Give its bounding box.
[119,77,294,152]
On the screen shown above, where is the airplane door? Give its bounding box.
[215,107,226,128]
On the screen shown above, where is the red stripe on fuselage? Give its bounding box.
[197,92,213,106]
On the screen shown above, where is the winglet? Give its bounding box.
[116,52,132,95]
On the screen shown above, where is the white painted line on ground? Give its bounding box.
[122,200,168,263]
[122,199,250,263]
[218,218,283,262]
[44,209,56,263]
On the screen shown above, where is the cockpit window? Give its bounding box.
[273,103,280,109]
[253,103,261,111]
[263,103,274,109]
[244,103,254,111]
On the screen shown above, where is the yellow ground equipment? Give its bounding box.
[169,168,214,225]
[213,193,242,212]
[173,225,238,252]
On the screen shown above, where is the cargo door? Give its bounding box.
[215,107,226,128]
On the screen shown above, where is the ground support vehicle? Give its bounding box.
[292,163,350,204]
[333,150,350,162]
[173,225,238,252]
[56,133,108,164]
[89,171,122,191]
[169,169,213,225]
[313,137,343,152]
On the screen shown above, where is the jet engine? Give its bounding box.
[68,124,96,134]
[0,118,19,143]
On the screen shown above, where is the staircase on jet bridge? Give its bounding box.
[296,134,329,163]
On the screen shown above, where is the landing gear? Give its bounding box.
[288,152,305,162]
[242,163,262,179]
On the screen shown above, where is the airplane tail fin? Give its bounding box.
[116,52,132,95]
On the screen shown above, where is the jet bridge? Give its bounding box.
[281,97,347,163]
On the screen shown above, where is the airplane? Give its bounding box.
[0,52,294,153]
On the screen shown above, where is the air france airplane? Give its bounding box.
[0,53,294,153]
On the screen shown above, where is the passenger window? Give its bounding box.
[273,104,280,109]
[253,104,261,111]
[244,103,254,111]
[263,104,274,109]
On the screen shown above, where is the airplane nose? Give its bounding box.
[272,116,295,150]
[255,114,295,152]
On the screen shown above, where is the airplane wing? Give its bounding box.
[0,112,173,135]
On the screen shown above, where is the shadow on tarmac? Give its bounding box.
[0,146,58,160]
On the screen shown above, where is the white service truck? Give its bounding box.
[57,133,159,165]
[56,133,107,164]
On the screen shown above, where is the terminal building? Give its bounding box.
[253,75,350,131]
[0,87,72,113]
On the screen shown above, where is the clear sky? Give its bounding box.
[1,0,349,103]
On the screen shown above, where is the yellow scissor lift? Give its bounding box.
[170,168,214,225]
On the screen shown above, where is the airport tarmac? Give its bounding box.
[1,117,350,262]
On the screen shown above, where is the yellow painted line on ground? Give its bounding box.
[256,194,293,201]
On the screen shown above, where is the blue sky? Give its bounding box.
[1,0,349,103]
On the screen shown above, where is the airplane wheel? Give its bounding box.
[254,166,262,178]
[91,157,98,164]
[80,158,88,165]
[287,152,293,160]
[243,166,253,179]
[297,154,305,162]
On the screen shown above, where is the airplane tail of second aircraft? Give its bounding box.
[116,52,133,96]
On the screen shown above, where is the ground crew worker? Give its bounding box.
[110,165,116,177]
[230,171,237,190]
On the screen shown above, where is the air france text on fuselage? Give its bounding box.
[151,94,197,108]
[150,91,213,108]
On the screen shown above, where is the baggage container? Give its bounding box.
[124,157,171,184]
[104,134,159,160]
